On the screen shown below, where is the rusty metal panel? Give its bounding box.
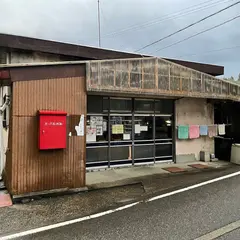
[9,116,85,194]
[13,76,86,117]
[6,73,86,195]
[10,64,85,82]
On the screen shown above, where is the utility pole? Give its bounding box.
[97,0,101,48]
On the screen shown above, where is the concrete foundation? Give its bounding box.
[176,154,196,163]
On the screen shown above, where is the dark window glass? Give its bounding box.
[155,144,172,157]
[135,145,154,159]
[87,96,108,113]
[87,96,103,113]
[155,116,172,139]
[86,147,108,163]
[103,97,109,112]
[134,116,153,140]
[134,158,154,164]
[155,100,174,114]
[110,98,132,112]
[135,99,154,112]
[110,160,132,166]
[110,146,131,161]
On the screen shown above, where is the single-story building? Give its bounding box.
[0,33,225,181]
[0,56,239,198]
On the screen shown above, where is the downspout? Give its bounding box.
[0,95,10,180]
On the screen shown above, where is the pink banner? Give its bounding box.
[189,125,200,139]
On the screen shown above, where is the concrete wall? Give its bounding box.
[0,47,79,64]
[10,50,63,64]
[0,49,7,64]
[175,98,214,162]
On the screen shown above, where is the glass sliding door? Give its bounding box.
[155,115,173,162]
[86,96,109,169]
[134,114,154,165]
[109,97,133,167]
[110,114,133,167]
[86,95,174,169]
[134,99,155,165]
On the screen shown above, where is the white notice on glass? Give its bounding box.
[140,126,148,132]
[123,134,131,140]
[90,116,103,128]
[103,121,107,132]
[96,125,103,136]
[86,126,96,142]
[135,124,141,134]
[96,116,103,125]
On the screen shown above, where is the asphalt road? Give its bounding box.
[217,228,240,240]
[15,173,240,240]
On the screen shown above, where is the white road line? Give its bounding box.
[146,170,240,202]
[195,219,240,240]
[1,170,240,240]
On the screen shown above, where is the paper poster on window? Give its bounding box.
[135,124,141,134]
[103,121,107,132]
[96,116,103,125]
[96,125,103,136]
[123,134,131,140]
[140,126,148,132]
[112,124,124,134]
[86,126,96,142]
[90,116,103,128]
[75,115,85,136]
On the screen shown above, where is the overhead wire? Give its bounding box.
[135,0,240,52]
[174,45,240,58]
[104,0,234,38]
[151,15,240,54]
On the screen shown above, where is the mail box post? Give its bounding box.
[38,110,67,150]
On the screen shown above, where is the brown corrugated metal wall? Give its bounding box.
[5,65,86,195]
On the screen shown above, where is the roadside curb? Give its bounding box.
[11,187,89,204]
[86,166,230,192]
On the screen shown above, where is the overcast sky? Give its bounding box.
[0,0,240,77]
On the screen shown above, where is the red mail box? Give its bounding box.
[38,110,67,150]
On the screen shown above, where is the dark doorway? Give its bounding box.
[214,101,240,161]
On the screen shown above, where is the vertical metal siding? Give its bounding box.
[13,77,85,116]
[6,74,86,195]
